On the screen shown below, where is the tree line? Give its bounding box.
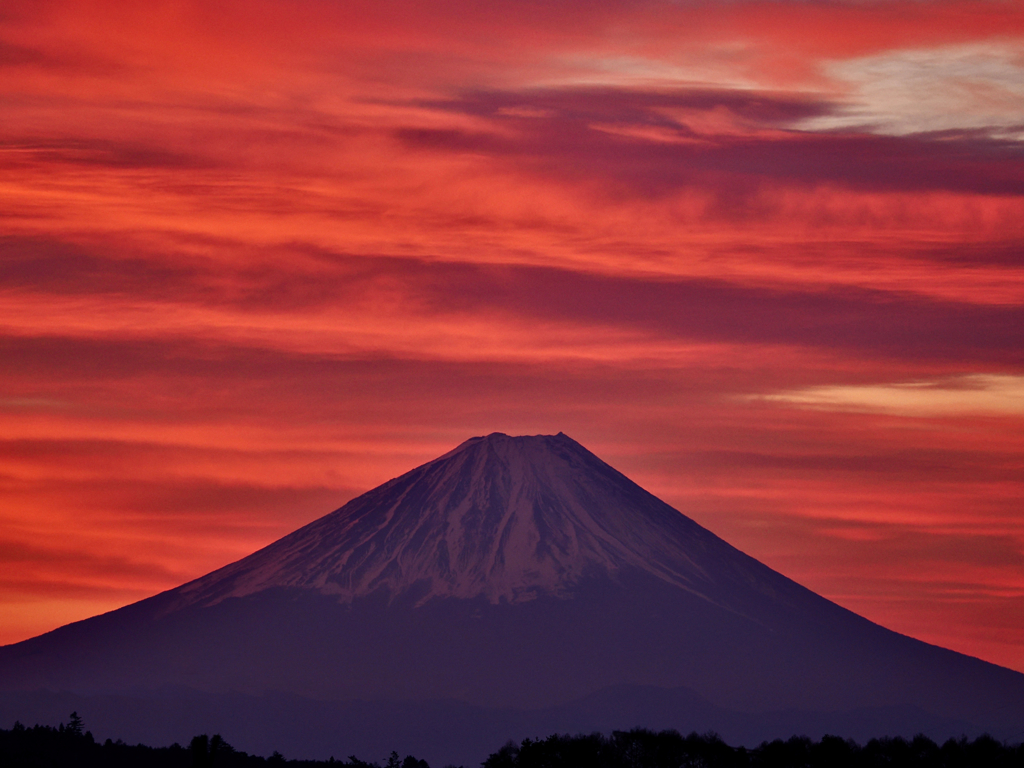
[481,729,1024,768]
[0,716,429,768]
[2,713,1022,768]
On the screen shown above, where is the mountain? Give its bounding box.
[1,432,1022,764]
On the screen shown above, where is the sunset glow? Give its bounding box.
[1,0,1023,673]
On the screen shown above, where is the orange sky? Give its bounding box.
[1,0,1023,673]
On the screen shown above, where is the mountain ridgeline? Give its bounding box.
[1,433,1022,765]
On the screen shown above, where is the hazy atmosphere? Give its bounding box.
[1,0,1022,681]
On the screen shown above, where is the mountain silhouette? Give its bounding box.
[1,433,1022,761]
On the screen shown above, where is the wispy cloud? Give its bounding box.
[759,374,1024,416]
[804,43,1024,139]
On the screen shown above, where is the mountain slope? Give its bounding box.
[1,432,1022,750]
[167,432,817,619]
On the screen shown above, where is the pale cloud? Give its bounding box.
[549,52,757,91]
[757,374,1024,416]
[802,43,1024,139]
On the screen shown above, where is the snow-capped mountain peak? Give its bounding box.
[172,432,739,607]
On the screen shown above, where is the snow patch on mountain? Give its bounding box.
[168,433,771,610]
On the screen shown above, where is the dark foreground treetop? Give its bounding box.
[0,718,430,768]
[2,717,1022,768]
[483,729,1024,768]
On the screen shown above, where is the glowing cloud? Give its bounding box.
[802,42,1024,139]
[758,374,1024,416]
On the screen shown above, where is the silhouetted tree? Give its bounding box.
[191,734,210,768]
[66,712,84,738]
[483,740,519,768]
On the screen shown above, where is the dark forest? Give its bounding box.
[2,715,1022,768]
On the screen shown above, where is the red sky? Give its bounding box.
[1,0,1023,673]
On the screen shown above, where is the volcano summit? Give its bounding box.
[168,431,796,613]
[1,433,1022,761]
